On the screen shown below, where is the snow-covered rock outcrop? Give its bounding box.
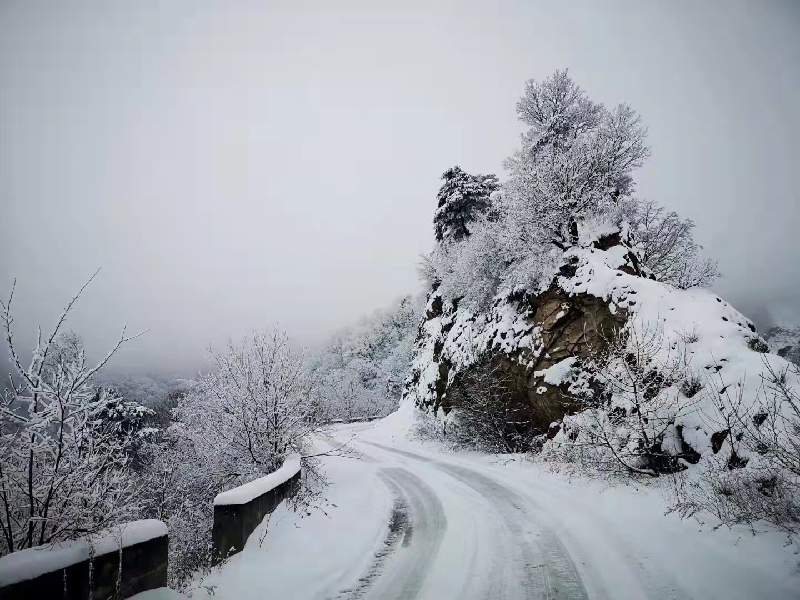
[404,230,800,472]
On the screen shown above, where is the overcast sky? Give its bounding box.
[1,0,799,374]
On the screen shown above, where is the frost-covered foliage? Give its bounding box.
[180,328,323,475]
[433,166,499,243]
[424,70,652,310]
[0,277,148,556]
[132,329,328,589]
[313,296,422,421]
[669,359,800,537]
[547,324,704,476]
[504,69,649,249]
[136,414,221,589]
[622,198,719,289]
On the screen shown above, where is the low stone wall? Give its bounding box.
[0,520,168,600]
[212,458,301,561]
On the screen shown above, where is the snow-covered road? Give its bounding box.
[359,440,587,599]
[184,418,800,600]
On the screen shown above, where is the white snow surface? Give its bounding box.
[185,430,394,600]
[214,454,301,506]
[176,418,800,599]
[0,519,167,586]
[535,356,578,385]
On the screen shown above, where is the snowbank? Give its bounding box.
[365,398,419,442]
[214,454,302,506]
[0,519,167,587]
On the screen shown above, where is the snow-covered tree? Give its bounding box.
[422,71,652,310]
[313,295,422,421]
[179,328,323,476]
[623,199,720,289]
[433,166,499,243]
[503,69,649,249]
[136,413,221,589]
[0,276,147,555]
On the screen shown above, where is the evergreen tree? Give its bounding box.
[433,166,499,243]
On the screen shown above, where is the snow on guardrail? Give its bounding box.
[0,519,167,587]
[214,454,302,507]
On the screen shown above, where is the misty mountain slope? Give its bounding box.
[405,225,800,474]
[764,321,800,367]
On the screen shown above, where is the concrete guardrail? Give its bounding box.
[212,454,302,561]
[0,519,168,600]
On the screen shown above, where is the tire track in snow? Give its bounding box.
[368,468,447,600]
[339,467,447,600]
[437,462,587,600]
[364,441,588,600]
[334,475,410,599]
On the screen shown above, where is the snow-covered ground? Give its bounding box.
[142,406,800,600]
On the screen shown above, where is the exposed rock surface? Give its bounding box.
[406,233,634,439]
[764,323,800,367]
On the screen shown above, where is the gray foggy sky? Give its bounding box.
[1,0,799,373]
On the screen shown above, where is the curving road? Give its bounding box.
[201,424,800,600]
[364,442,587,600]
[318,429,800,600]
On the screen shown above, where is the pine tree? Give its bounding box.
[433,166,499,243]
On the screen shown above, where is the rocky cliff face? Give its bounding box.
[405,232,640,440]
